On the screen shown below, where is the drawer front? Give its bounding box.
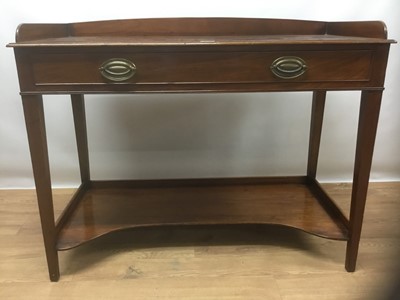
[31,50,372,87]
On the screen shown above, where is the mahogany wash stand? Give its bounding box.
[8,18,395,281]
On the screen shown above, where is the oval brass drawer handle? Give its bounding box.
[270,56,307,79]
[100,58,136,82]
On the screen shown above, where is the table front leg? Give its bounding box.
[346,90,382,272]
[22,95,60,281]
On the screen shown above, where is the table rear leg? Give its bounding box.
[71,94,90,183]
[307,91,327,179]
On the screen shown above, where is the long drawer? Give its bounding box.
[30,50,372,88]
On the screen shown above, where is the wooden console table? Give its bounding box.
[8,18,395,281]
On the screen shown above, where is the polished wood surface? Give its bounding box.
[30,50,372,85]
[8,18,394,95]
[1,183,399,299]
[57,178,348,250]
[10,35,394,47]
[21,95,59,281]
[346,90,383,271]
[307,91,326,179]
[12,18,391,42]
[8,18,394,281]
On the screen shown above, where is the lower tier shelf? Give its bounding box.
[56,177,349,250]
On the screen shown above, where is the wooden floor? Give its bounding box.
[0,182,399,299]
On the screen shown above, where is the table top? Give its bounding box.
[8,34,394,48]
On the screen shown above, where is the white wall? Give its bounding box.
[0,0,399,188]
